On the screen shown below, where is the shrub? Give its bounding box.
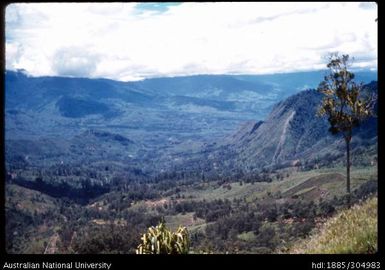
[136,221,189,254]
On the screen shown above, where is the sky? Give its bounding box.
[5,2,377,81]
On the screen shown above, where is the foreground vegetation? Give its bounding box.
[5,162,377,254]
[290,196,377,254]
[136,221,189,254]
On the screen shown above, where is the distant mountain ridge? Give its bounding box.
[5,70,377,174]
[218,81,378,171]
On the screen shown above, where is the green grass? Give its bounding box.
[165,212,205,231]
[289,196,377,254]
[181,181,270,201]
[293,186,317,197]
[261,166,377,201]
[237,231,257,242]
[177,166,376,205]
[6,184,57,215]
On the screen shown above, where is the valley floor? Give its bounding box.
[5,165,378,254]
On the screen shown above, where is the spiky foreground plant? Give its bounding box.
[136,221,189,254]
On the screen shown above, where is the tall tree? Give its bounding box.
[317,54,376,205]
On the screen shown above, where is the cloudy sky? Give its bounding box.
[6,2,377,81]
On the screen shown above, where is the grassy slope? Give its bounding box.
[263,166,377,202]
[6,184,60,253]
[6,184,58,214]
[165,212,205,231]
[289,196,377,254]
[162,166,377,243]
[179,166,377,203]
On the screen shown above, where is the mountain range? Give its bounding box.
[224,82,377,170]
[5,70,377,175]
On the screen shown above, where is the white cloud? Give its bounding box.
[52,47,100,77]
[5,2,378,81]
[6,42,22,68]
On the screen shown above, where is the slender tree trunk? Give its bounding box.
[346,136,351,206]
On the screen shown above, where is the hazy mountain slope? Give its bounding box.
[229,90,330,166]
[222,82,377,170]
[237,70,377,99]
[5,70,377,175]
[135,74,273,96]
[4,71,276,144]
